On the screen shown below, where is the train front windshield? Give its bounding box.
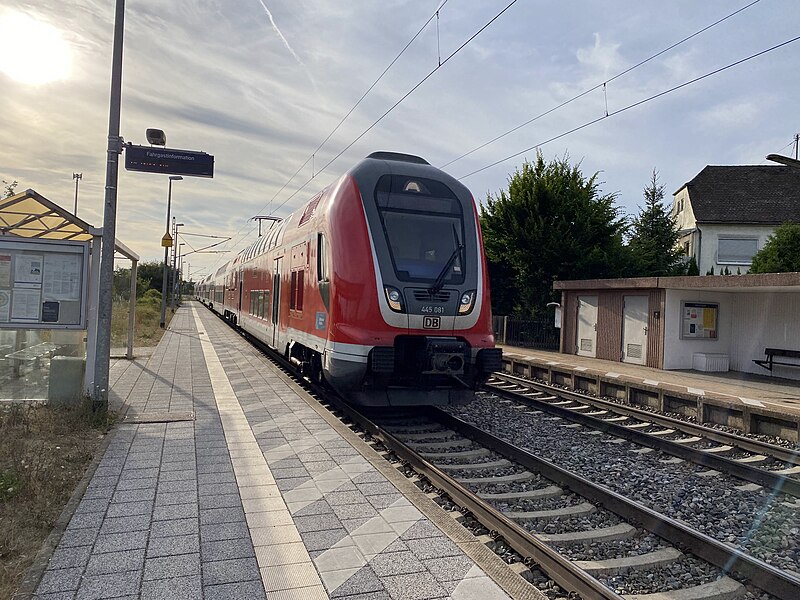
[374,175,465,284]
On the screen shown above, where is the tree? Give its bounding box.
[480,152,629,315]
[2,179,18,199]
[686,256,700,276]
[749,223,800,273]
[112,261,173,300]
[627,169,685,276]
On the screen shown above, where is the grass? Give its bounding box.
[0,401,112,598]
[111,292,175,348]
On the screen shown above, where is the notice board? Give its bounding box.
[0,238,89,329]
[680,301,719,340]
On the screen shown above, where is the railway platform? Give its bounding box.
[25,303,534,600]
[500,345,800,442]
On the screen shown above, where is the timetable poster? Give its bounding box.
[0,254,10,287]
[0,290,9,322]
[43,253,82,301]
[15,254,43,285]
[681,302,718,339]
[11,287,41,322]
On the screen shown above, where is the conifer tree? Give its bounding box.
[480,152,629,315]
[627,169,684,276]
[749,223,800,273]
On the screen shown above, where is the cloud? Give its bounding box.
[576,33,625,81]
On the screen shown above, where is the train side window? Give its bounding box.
[296,271,304,310]
[290,270,304,311]
[317,233,328,282]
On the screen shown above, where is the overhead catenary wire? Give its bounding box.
[212,0,518,269]
[267,0,522,218]
[219,0,450,264]
[440,0,762,169]
[457,34,800,181]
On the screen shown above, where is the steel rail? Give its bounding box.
[215,313,619,597]
[486,375,800,498]
[490,372,800,465]
[208,306,797,598]
[431,407,800,600]
[332,401,624,600]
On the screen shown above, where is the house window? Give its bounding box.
[718,238,758,265]
[675,199,683,214]
[683,241,690,255]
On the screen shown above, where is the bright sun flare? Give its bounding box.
[0,12,71,85]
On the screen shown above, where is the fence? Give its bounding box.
[493,315,560,351]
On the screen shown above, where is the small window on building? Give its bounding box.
[718,238,758,265]
[683,241,690,255]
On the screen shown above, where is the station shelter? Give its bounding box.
[554,273,800,381]
[0,189,138,401]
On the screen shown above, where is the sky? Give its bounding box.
[0,0,798,280]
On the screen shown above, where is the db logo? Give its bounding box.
[422,316,441,329]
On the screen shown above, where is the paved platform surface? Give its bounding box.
[500,345,800,415]
[31,304,526,600]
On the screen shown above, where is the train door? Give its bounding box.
[271,258,282,348]
[622,295,648,365]
[575,295,598,357]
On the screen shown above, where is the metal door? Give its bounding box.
[622,295,648,365]
[575,295,598,357]
[271,258,281,348]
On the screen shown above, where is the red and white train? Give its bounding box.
[197,151,501,406]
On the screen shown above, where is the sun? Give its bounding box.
[0,12,71,85]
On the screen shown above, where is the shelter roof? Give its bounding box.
[675,165,800,224]
[554,272,800,293]
[0,189,138,260]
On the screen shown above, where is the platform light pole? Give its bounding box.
[766,153,800,169]
[176,242,185,299]
[170,225,184,309]
[72,173,82,215]
[160,176,182,327]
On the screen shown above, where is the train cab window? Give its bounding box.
[373,175,465,285]
[317,233,329,282]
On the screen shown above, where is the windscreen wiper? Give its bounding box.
[429,226,463,295]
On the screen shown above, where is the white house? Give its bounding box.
[673,165,800,274]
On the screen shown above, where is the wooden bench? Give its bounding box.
[753,348,800,372]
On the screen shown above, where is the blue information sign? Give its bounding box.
[124,145,214,178]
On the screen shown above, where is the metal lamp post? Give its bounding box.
[170,224,184,309]
[72,172,82,215]
[176,242,186,300]
[160,176,182,328]
[766,153,800,169]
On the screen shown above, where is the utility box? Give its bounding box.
[692,353,729,372]
[48,356,86,406]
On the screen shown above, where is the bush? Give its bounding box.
[139,289,162,308]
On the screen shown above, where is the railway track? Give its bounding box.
[367,405,800,600]
[214,309,798,599]
[484,372,800,498]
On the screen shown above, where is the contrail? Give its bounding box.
[256,0,305,66]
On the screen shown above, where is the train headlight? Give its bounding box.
[384,286,404,312]
[458,290,476,315]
